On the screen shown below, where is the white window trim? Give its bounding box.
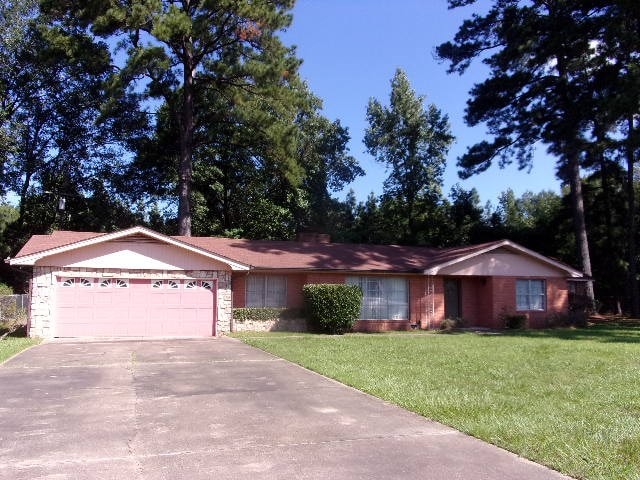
[246,275,287,308]
[346,276,409,321]
[516,279,547,311]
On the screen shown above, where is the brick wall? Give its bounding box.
[231,272,570,331]
[304,273,347,284]
[232,273,246,308]
[482,276,569,328]
[431,277,445,329]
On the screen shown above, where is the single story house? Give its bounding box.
[8,226,584,339]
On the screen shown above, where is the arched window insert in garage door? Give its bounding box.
[148,279,215,289]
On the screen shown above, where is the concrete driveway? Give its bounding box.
[0,338,570,479]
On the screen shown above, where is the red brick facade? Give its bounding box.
[232,272,570,331]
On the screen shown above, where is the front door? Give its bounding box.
[444,279,461,319]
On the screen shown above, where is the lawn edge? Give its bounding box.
[236,335,576,480]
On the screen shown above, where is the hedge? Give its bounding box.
[302,284,362,334]
[233,307,303,323]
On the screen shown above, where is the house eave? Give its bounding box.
[423,240,584,278]
[8,226,251,271]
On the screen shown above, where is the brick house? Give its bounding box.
[8,226,584,339]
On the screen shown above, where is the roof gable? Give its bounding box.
[424,240,583,278]
[9,226,250,270]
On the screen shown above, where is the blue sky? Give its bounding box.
[282,0,560,207]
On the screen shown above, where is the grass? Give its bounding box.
[235,325,640,480]
[0,323,40,364]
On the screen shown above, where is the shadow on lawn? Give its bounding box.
[0,324,28,339]
[502,323,640,344]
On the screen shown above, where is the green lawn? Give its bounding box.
[0,323,40,364]
[235,326,640,480]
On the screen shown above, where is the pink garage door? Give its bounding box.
[55,277,217,337]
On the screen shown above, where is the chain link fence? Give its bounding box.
[0,294,28,326]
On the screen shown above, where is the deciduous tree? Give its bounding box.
[364,69,454,244]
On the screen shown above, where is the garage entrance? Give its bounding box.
[55,277,217,337]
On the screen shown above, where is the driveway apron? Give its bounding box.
[0,338,571,479]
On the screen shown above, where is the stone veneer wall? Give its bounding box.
[29,266,232,338]
[232,317,308,333]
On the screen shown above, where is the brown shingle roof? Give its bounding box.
[14,231,106,258]
[175,236,503,272]
[12,229,507,273]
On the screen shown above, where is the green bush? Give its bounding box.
[440,317,466,331]
[0,283,13,295]
[0,303,28,336]
[501,313,527,329]
[233,307,303,323]
[302,284,362,334]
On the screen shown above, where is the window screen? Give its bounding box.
[246,275,287,307]
[516,279,546,311]
[346,276,409,320]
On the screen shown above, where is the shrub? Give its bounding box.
[0,303,28,336]
[302,284,362,334]
[501,313,527,329]
[440,317,466,331]
[0,283,13,295]
[233,307,303,323]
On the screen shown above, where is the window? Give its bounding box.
[185,281,197,289]
[151,280,163,289]
[61,278,75,287]
[346,276,409,320]
[246,275,286,307]
[79,278,92,288]
[99,279,111,288]
[115,279,129,288]
[516,279,546,311]
[168,280,179,289]
[201,280,213,290]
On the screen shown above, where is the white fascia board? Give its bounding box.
[423,240,584,278]
[8,226,251,271]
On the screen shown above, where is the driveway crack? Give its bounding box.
[126,351,144,478]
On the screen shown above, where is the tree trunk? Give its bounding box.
[568,152,596,311]
[626,116,639,316]
[177,37,195,236]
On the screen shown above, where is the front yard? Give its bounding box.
[0,336,39,364]
[0,321,40,364]
[236,326,640,480]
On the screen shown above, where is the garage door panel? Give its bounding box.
[55,277,216,337]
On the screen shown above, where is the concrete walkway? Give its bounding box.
[0,338,571,479]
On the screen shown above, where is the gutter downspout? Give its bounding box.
[424,275,435,330]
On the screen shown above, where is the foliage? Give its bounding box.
[364,69,454,244]
[41,0,304,235]
[233,307,303,323]
[436,1,640,308]
[500,312,527,330]
[0,283,13,295]
[0,2,147,251]
[440,317,466,331]
[240,326,640,480]
[0,302,27,332]
[302,284,362,334]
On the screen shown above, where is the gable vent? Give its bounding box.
[490,247,513,254]
[111,233,162,244]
